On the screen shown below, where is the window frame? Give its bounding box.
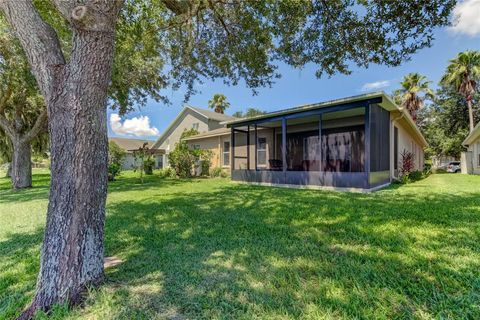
[257,137,267,167]
[223,141,231,167]
[192,122,199,131]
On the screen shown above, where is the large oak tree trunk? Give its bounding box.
[18,29,116,319]
[11,138,32,189]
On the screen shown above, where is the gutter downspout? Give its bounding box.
[390,108,405,181]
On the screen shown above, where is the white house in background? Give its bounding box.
[152,106,236,168]
[109,137,164,170]
[461,122,480,174]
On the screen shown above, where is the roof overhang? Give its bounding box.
[220,92,427,148]
[463,122,480,146]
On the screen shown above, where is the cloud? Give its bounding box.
[360,80,391,92]
[450,0,480,36]
[110,113,160,137]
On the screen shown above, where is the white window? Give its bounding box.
[192,123,199,130]
[223,141,230,167]
[257,137,267,166]
[166,138,170,151]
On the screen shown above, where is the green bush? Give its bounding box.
[143,157,155,175]
[108,141,126,181]
[210,167,222,177]
[108,163,121,181]
[168,129,213,178]
[408,170,423,182]
[158,167,176,179]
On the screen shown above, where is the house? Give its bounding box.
[461,122,480,174]
[109,137,164,170]
[183,92,427,191]
[152,106,236,167]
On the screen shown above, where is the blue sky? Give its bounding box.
[108,0,480,140]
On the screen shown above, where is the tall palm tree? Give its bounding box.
[208,94,230,114]
[394,73,434,122]
[441,50,480,132]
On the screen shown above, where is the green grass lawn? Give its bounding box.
[1,170,479,319]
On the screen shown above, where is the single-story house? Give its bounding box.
[184,92,427,191]
[461,122,480,174]
[152,106,236,168]
[109,137,164,170]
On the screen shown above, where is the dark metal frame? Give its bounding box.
[230,97,389,190]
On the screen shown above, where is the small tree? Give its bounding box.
[132,142,150,183]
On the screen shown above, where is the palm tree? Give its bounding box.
[208,94,230,114]
[394,73,434,122]
[441,50,480,133]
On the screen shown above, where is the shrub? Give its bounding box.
[143,156,155,175]
[197,149,213,176]
[108,141,126,181]
[210,167,222,178]
[399,149,415,177]
[108,163,121,181]
[168,129,213,178]
[408,170,423,182]
[158,167,176,179]
[220,170,229,178]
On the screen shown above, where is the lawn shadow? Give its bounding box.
[0,174,50,204]
[103,183,480,319]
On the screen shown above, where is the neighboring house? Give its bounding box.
[152,106,236,167]
[109,137,164,170]
[461,122,480,174]
[184,92,427,191]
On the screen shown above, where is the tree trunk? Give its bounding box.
[11,138,32,189]
[18,27,115,320]
[468,99,474,132]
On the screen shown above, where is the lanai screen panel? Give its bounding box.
[321,107,365,173]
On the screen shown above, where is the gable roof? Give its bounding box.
[109,137,155,152]
[463,122,480,146]
[152,106,236,148]
[188,106,236,122]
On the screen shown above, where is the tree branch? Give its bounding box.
[52,0,123,32]
[0,86,12,114]
[162,0,190,15]
[0,0,65,100]
[22,108,48,143]
[0,112,16,140]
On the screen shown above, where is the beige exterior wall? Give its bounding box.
[466,138,480,174]
[390,111,425,177]
[188,134,232,170]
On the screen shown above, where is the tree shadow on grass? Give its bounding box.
[0,174,51,204]
[101,184,480,319]
[0,229,43,319]
[1,176,479,319]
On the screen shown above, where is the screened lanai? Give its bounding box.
[227,94,391,190]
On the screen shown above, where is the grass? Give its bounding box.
[1,170,480,319]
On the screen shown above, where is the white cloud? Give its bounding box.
[360,80,391,92]
[110,113,160,137]
[450,0,480,36]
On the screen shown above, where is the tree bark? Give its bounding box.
[0,1,122,319]
[467,99,474,133]
[11,138,32,189]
